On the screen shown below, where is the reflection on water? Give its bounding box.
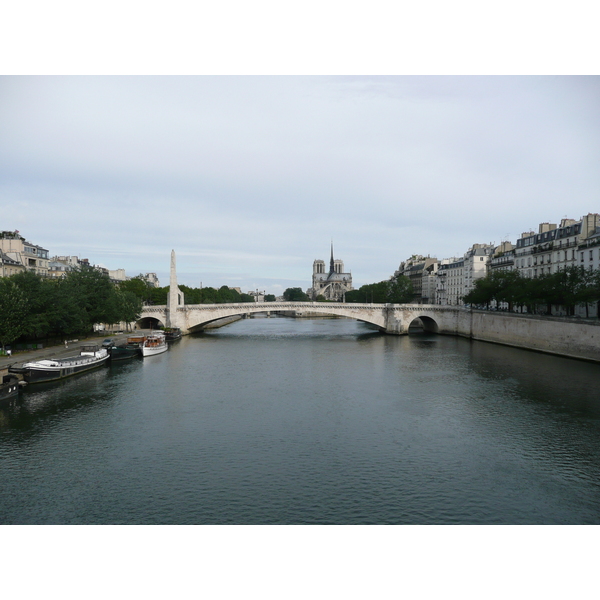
[1,317,599,524]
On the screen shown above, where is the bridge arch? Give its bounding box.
[407,314,440,334]
[137,315,166,329]
[179,302,389,332]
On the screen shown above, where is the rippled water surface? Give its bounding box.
[1,317,599,524]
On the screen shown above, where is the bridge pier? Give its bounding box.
[382,306,407,335]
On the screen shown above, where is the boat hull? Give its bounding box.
[0,374,20,403]
[9,348,110,384]
[163,328,182,342]
[110,346,140,361]
[141,332,167,357]
[141,343,168,357]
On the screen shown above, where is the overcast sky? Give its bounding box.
[1,75,599,294]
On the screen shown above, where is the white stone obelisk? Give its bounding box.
[166,250,184,328]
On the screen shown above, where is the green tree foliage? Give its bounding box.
[150,286,168,305]
[47,276,89,339]
[387,274,415,303]
[111,289,143,330]
[0,278,28,350]
[63,265,116,327]
[463,266,600,316]
[283,287,310,301]
[8,270,55,338]
[464,270,523,311]
[178,284,255,304]
[119,275,155,304]
[345,275,413,304]
[0,267,145,345]
[264,294,276,302]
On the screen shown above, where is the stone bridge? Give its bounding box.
[132,252,600,361]
[139,301,468,335]
[138,250,467,336]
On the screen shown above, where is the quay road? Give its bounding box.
[0,331,152,377]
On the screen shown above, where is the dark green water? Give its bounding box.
[1,316,599,524]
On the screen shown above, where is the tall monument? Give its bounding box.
[166,249,184,328]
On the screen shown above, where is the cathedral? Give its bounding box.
[309,244,353,301]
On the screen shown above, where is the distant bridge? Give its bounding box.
[139,302,467,335]
[139,250,467,336]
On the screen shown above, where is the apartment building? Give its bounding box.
[514,214,600,278]
[394,255,438,303]
[577,226,600,272]
[433,244,493,306]
[0,250,26,277]
[489,241,515,273]
[0,231,50,276]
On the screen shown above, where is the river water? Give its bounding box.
[1,316,599,524]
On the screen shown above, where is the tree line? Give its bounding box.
[118,277,258,305]
[463,266,600,317]
[344,274,414,304]
[0,267,143,351]
[281,275,414,303]
[0,270,280,351]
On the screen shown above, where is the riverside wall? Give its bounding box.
[452,310,600,363]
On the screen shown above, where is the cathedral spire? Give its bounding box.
[329,241,335,274]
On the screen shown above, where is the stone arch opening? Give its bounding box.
[408,315,439,334]
[137,316,165,330]
[183,306,387,333]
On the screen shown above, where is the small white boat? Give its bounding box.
[141,332,168,357]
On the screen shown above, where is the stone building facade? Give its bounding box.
[514,214,600,278]
[0,231,49,276]
[309,244,353,301]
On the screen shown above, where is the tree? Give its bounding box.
[493,271,523,312]
[344,276,413,304]
[264,294,276,302]
[63,265,117,330]
[386,274,414,303]
[463,277,493,308]
[150,286,168,305]
[0,278,28,351]
[9,270,54,338]
[112,289,143,330]
[47,276,89,339]
[119,276,155,304]
[283,287,309,301]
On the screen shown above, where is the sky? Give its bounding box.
[1,75,599,294]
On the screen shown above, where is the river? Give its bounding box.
[1,316,599,524]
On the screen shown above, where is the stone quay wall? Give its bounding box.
[454,310,600,363]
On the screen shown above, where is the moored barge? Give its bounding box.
[163,327,182,342]
[9,345,110,383]
[0,374,20,403]
[110,335,146,360]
